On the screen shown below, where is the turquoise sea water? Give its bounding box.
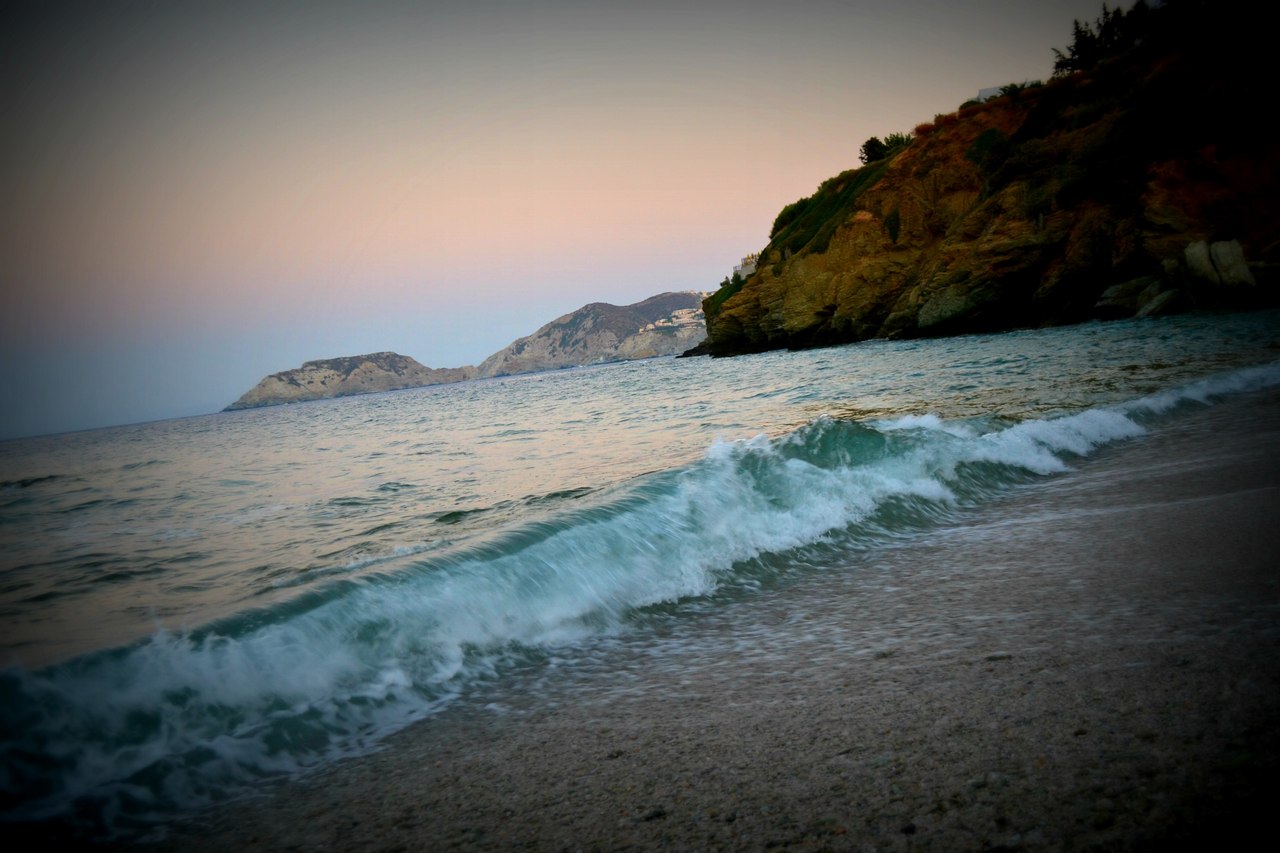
[2,310,1279,838]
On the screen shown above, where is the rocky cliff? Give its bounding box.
[224,352,475,411]
[701,0,1280,357]
[477,292,705,378]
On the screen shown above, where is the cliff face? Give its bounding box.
[224,353,475,411]
[703,3,1280,356]
[477,292,705,378]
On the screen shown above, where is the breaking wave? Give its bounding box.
[2,361,1278,838]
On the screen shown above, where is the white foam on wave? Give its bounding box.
[7,358,1280,833]
[973,408,1148,474]
[873,412,978,438]
[1127,358,1280,416]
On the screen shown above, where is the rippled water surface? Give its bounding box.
[1,310,1278,836]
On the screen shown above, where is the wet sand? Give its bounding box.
[158,392,1280,851]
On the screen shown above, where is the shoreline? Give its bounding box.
[142,390,1280,849]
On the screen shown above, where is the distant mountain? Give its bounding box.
[224,292,707,411]
[223,352,475,411]
[476,291,706,378]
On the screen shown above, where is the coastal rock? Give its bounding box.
[224,353,475,411]
[1184,241,1221,287]
[1094,276,1162,318]
[1135,288,1183,318]
[1183,239,1257,289]
[476,292,705,378]
[699,2,1280,356]
[1210,241,1257,288]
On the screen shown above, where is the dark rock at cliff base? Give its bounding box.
[677,340,714,358]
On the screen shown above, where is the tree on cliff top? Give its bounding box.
[1052,1,1150,76]
[859,137,887,164]
[859,132,913,165]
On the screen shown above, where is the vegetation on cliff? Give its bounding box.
[858,132,913,166]
[701,0,1279,356]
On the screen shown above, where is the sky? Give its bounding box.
[0,0,1106,439]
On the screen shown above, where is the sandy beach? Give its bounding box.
[147,391,1280,851]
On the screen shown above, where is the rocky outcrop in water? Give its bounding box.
[224,353,475,411]
[699,0,1279,357]
[476,292,705,378]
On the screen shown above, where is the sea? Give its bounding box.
[2,310,1279,840]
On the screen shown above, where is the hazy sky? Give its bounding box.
[0,0,1104,439]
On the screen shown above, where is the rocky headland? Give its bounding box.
[223,353,475,411]
[476,292,704,379]
[698,0,1280,357]
[225,293,706,410]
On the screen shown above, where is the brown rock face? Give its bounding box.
[224,353,475,411]
[703,3,1280,357]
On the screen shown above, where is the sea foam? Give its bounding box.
[3,359,1279,837]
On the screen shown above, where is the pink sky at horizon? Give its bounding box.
[0,0,1106,439]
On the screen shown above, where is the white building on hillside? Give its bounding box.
[734,252,759,277]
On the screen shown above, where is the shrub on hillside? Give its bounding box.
[767,163,889,258]
[966,128,1012,174]
[705,271,746,318]
[859,136,888,164]
[884,131,914,151]
[860,132,913,164]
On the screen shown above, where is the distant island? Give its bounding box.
[224,292,706,410]
[224,353,474,411]
[696,0,1279,357]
